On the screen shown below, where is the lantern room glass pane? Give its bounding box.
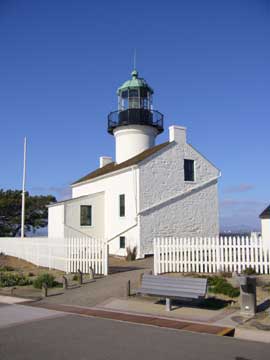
[129,89,138,97]
[140,88,148,98]
[128,89,139,108]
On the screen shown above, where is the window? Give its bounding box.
[120,236,126,249]
[80,205,92,226]
[129,89,139,108]
[119,194,125,217]
[184,159,195,182]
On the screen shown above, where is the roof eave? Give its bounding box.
[71,164,139,187]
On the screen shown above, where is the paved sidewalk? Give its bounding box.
[0,302,65,329]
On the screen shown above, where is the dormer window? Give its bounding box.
[184,159,195,182]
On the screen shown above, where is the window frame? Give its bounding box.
[80,205,92,227]
[184,159,195,182]
[119,194,125,217]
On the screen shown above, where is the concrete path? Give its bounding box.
[0,299,65,329]
[0,311,270,360]
[39,267,147,307]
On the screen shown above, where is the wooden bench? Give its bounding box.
[137,274,208,311]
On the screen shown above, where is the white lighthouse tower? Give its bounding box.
[107,69,164,163]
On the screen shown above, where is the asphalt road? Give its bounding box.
[0,310,270,360]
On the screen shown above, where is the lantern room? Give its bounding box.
[118,70,153,110]
[108,70,164,135]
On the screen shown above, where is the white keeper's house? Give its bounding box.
[48,69,220,258]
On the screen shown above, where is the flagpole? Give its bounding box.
[21,137,27,239]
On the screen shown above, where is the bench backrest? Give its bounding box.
[141,275,207,297]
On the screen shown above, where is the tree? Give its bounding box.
[0,189,56,237]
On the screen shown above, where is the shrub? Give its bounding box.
[0,265,14,272]
[72,274,78,281]
[125,246,137,261]
[208,276,240,298]
[33,273,56,289]
[0,272,32,287]
[242,267,257,275]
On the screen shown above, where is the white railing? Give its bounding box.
[154,235,270,275]
[66,237,108,275]
[0,237,108,275]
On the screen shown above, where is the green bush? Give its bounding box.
[208,276,240,298]
[243,267,257,275]
[125,246,137,261]
[33,273,56,289]
[0,265,15,272]
[0,272,32,287]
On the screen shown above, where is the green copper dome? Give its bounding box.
[117,70,154,95]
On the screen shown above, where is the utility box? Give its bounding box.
[238,276,257,316]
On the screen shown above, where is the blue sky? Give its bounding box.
[0,0,269,231]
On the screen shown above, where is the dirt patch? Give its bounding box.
[0,254,64,278]
[109,255,153,274]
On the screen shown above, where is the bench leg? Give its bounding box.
[166,298,171,311]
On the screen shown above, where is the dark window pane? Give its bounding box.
[184,159,195,181]
[80,205,92,226]
[129,89,138,97]
[119,194,125,217]
[140,88,148,98]
[120,236,126,249]
[121,90,128,98]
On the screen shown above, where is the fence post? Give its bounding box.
[42,283,48,297]
[62,276,68,290]
[77,269,83,285]
[154,238,157,275]
[103,243,109,276]
[125,280,131,297]
[216,236,220,273]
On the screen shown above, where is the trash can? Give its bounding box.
[237,276,257,316]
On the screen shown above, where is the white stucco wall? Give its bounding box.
[64,193,105,238]
[48,204,65,238]
[138,131,220,255]
[72,168,140,256]
[261,218,270,248]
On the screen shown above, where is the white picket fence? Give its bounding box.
[154,235,270,275]
[0,237,108,275]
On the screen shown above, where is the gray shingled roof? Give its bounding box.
[260,205,270,219]
[72,141,171,185]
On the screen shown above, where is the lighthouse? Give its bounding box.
[107,69,164,163]
[49,66,220,258]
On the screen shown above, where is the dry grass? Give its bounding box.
[0,254,64,278]
[109,255,153,268]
